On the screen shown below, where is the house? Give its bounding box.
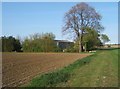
[55,40,74,51]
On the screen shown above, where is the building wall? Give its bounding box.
[58,42,74,50]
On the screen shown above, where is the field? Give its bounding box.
[2,52,92,87]
[25,48,119,87]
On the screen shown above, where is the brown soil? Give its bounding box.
[2,53,92,87]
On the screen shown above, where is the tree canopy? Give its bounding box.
[2,36,21,52]
[22,33,58,52]
[101,34,110,44]
[82,28,102,51]
[62,2,104,52]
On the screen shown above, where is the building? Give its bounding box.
[104,44,120,48]
[55,40,74,51]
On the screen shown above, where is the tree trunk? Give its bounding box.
[79,33,83,52]
[85,42,87,52]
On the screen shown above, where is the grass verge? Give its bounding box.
[22,48,118,88]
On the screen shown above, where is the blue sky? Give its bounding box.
[2,2,118,44]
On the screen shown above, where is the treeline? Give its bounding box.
[1,32,110,52]
[1,33,58,52]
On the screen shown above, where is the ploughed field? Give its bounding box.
[2,53,92,87]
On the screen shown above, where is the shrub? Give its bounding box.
[27,71,70,87]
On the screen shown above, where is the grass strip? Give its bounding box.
[22,51,98,88]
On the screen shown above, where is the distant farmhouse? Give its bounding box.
[55,40,74,51]
[104,44,120,48]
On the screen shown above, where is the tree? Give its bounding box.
[82,28,102,51]
[74,27,102,52]
[29,33,42,40]
[62,2,104,52]
[14,39,22,52]
[22,33,57,52]
[41,33,56,52]
[42,32,55,40]
[101,34,110,45]
[2,36,21,52]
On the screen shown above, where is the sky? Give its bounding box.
[2,2,118,44]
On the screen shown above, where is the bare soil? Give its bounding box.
[2,53,92,87]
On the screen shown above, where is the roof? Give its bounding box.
[55,40,73,43]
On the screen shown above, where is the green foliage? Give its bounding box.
[22,33,57,52]
[73,40,80,52]
[74,27,103,51]
[82,28,102,51]
[26,71,70,87]
[101,34,110,44]
[42,33,55,40]
[2,36,22,52]
[63,48,73,52]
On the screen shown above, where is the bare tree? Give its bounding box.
[62,2,104,52]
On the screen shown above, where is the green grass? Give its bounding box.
[2,51,91,53]
[22,48,119,88]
